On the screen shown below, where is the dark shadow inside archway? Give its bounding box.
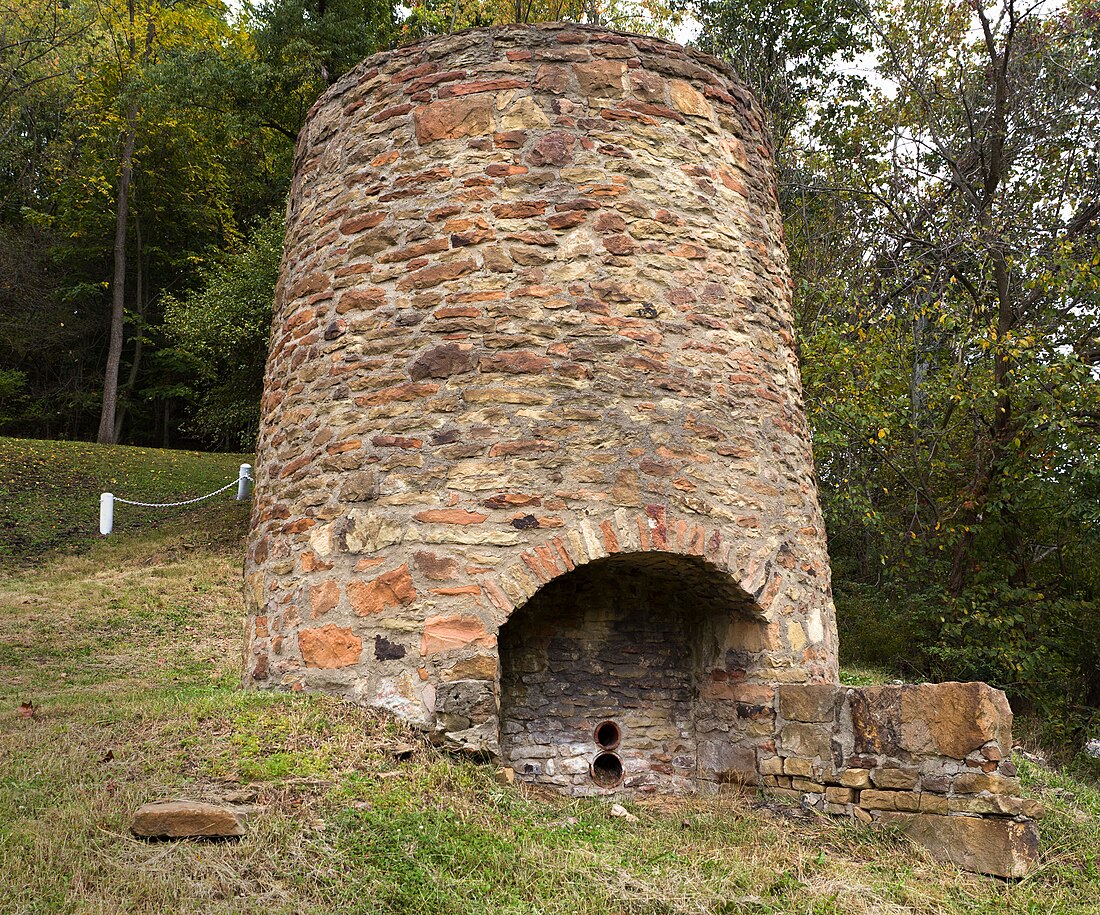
[498,551,763,793]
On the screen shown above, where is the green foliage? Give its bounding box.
[163,211,283,449]
[399,0,684,44]
[0,370,27,425]
[691,0,869,147]
[765,0,1100,748]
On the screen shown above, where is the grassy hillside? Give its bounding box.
[0,436,252,563]
[1,441,1099,914]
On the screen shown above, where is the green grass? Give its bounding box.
[1,441,1099,913]
[0,436,252,563]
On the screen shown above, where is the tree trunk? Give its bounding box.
[97,99,138,445]
[113,211,143,442]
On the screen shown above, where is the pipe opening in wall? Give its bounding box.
[594,720,621,750]
[591,751,624,788]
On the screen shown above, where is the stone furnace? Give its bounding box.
[244,24,1039,875]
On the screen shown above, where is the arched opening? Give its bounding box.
[498,552,764,793]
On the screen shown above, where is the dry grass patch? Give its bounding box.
[1,509,1098,914]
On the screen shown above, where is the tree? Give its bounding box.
[691,0,869,151]
[38,0,248,444]
[162,210,284,448]
[788,0,1100,737]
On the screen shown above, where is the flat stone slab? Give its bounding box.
[131,800,247,839]
[878,811,1039,878]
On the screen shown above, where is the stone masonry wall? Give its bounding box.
[500,562,697,793]
[243,22,839,759]
[243,23,1040,876]
[747,681,1041,878]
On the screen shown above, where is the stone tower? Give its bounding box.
[235,29,1009,855]
[243,23,839,787]
[242,25,1041,875]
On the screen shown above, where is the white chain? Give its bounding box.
[114,471,253,508]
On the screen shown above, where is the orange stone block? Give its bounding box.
[309,580,340,618]
[420,614,495,655]
[299,625,362,668]
[348,565,417,616]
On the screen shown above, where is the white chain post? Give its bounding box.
[99,492,114,536]
[237,464,253,501]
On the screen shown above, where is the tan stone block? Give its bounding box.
[574,59,626,97]
[858,789,898,811]
[728,618,781,652]
[757,755,784,776]
[900,681,1013,760]
[953,772,1021,795]
[342,509,405,554]
[786,620,807,652]
[875,812,1039,878]
[826,786,855,804]
[669,79,713,118]
[893,791,921,812]
[778,684,839,722]
[871,767,919,790]
[792,778,825,792]
[442,654,498,681]
[782,756,814,777]
[132,800,247,838]
[839,769,871,789]
[948,795,1044,817]
[413,508,489,525]
[918,793,949,814]
[499,96,549,130]
[779,722,833,760]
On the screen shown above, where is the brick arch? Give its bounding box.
[479,506,777,627]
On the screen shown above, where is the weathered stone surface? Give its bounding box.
[901,682,1013,759]
[849,686,904,756]
[574,59,626,96]
[309,580,340,618]
[876,812,1039,878]
[409,343,478,380]
[413,96,493,143]
[132,800,247,838]
[669,79,712,118]
[420,615,492,655]
[954,772,1021,795]
[871,767,919,790]
[779,722,833,760]
[778,684,839,722]
[948,795,1044,817]
[348,565,416,616]
[299,625,362,668]
[340,471,376,503]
